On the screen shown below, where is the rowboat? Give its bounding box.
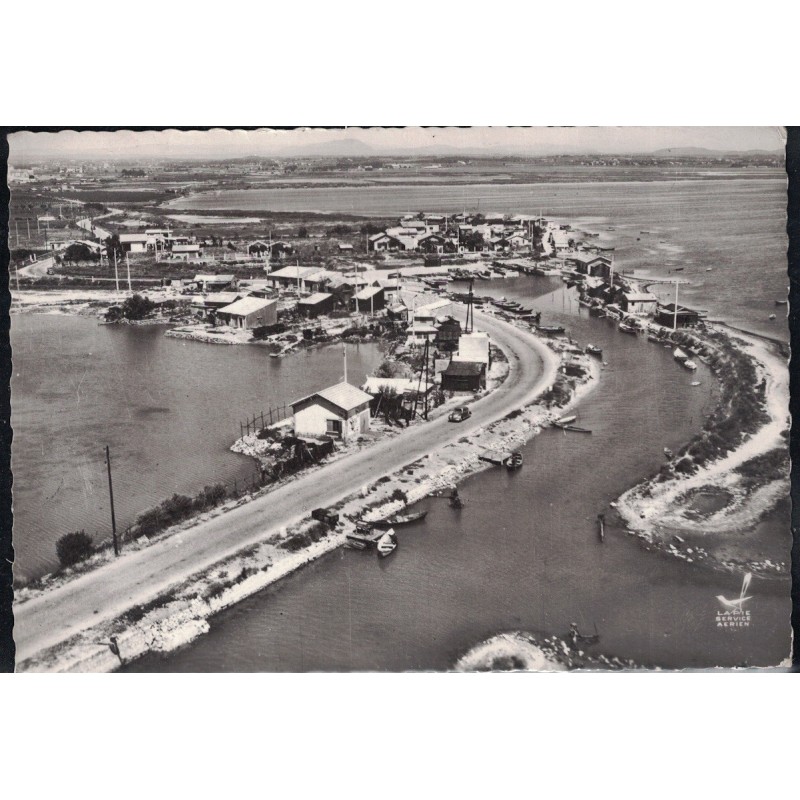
[538,325,566,335]
[504,451,523,470]
[683,359,698,370]
[556,414,577,426]
[376,530,398,558]
[647,333,662,344]
[372,510,427,527]
[561,425,592,434]
[673,347,688,362]
[619,321,638,334]
[585,344,603,358]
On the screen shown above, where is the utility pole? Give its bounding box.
[105,445,119,556]
[343,342,348,383]
[15,219,19,246]
[113,250,120,292]
[26,217,30,240]
[126,251,132,292]
[673,281,679,331]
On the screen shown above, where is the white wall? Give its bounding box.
[293,404,370,442]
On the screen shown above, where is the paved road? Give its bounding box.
[13,312,559,663]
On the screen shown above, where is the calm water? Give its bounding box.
[10,316,383,579]
[170,178,789,340]
[14,176,790,669]
[125,280,791,672]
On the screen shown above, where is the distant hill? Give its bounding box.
[652,146,783,157]
[277,138,376,157]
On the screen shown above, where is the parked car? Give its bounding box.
[448,406,471,423]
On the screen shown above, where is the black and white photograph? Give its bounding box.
[3,125,792,674]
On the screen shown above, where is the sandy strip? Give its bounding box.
[616,330,789,537]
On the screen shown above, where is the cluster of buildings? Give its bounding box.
[368,212,543,254]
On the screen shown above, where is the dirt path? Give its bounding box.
[13,311,559,663]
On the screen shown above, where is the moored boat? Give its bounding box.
[376,529,398,558]
[647,333,662,344]
[683,359,698,370]
[619,321,638,334]
[504,451,523,470]
[555,414,577,426]
[585,344,603,358]
[673,347,688,362]
[372,510,428,527]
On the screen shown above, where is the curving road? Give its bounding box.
[13,311,559,664]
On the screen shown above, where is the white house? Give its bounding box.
[290,382,373,442]
[119,233,150,253]
[453,331,491,366]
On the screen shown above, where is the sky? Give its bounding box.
[8,126,786,162]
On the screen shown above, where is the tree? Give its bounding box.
[56,530,94,568]
[104,234,124,264]
[297,226,309,238]
[227,241,236,251]
[117,293,156,321]
[64,243,99,263]
[461,230,485,251]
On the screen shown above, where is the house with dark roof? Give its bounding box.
[298,292,335,317]
[655,303,701,328]
[290,381,373,442]
[440,360,486,392]
[353,285,385,313]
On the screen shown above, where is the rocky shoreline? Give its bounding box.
[614,326,789,577]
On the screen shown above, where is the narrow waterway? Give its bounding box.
[126,279,791,671]
[10,315,384,579]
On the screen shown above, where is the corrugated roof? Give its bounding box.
[219,296,276,316]
[195,273,235,283]
[624,292,658,302]
[361,377,433,394]
[268,266,323,280]
[292,381,372,413]
[353,286,383,300]
[299,292,334,305]
[443,361,484,376]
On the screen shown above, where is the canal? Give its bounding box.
[125,280,791,671]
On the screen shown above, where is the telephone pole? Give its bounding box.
[105,445,119,556]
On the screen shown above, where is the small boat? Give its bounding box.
[768,313,777,321]
[585,344,603,358]
[663,447,673,458]
[538,325,566,335]
[619,321,638,335]
[673,347,688,362]
[647,333,662,344]
[673,266,684,271]
[555,414,577,426]
[690,381,702,386]
[561,425,592,434]
[640,230,650,234]
[683,359,698,370]
[505,451,523,470]
[373,510,427,527]
[706,268,713,272]
[376,529,398,558]
[775,299,788,306]
[597,513,605,543]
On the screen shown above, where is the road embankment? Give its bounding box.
[16,311,597,671]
